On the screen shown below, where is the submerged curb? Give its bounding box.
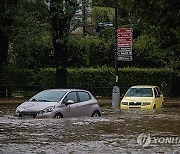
[0,97,180,107]
[97,98,180,108]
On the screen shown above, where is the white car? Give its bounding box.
[104,22,113,27]
[15,89,101,118]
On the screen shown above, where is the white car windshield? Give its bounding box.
[30,90,67,102]
[125,88,153,97]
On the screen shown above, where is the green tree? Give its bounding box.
[46,0,79,88]
[94,0,180,68]
[131,0,180,67]
[0,0,17,96]
[0,0,17,70]
[10,0,53,69]
[93,0,115,7]
[92,7,111,25]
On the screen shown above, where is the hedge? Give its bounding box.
[0,67,175,97]
[68,67,175,96]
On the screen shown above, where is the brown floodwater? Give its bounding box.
[0,98,180,154]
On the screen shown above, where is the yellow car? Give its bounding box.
[120,85,164,109]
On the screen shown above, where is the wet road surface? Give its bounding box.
[0,99,180,154]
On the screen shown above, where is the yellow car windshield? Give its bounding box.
[125,88,153,97]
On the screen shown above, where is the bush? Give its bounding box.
[118,68,174,96]
[35,68,56,87]
[0,67,175,97]
[0,67,35,85]
[68,67,114,88]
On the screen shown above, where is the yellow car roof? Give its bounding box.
[130,85,157,88]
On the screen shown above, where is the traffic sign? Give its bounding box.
[117,56,132,61]
[117,28,133,61]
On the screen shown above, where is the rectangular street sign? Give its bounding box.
[117,28,133,61]
[117,56,132,61]
[117,47,132,52]
[117,51,132,55]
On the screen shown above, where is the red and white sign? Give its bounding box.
[117,28,133,61]
[117,28,133,46]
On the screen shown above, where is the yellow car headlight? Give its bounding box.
[122,102,128,105]
[142,102,151,106]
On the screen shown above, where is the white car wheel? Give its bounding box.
[54,113,63,118]
[92,111,101,117]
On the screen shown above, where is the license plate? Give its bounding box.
[21,115,34,118]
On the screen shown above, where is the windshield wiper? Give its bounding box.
[38,99,52,102]
[31,99,53,102]
[31,98,39,102]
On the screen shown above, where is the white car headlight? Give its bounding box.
[15,109,20,115]
[42,106,55,113]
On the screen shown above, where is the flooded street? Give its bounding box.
[0,99,180,154]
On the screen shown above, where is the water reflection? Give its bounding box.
[0,100,180,153]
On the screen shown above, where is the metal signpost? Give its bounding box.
[112,0,120,109]
[112,1,133,108]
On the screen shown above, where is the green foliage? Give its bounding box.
[70,67,174,97]
[67,36,88,67]
[0,66,35,85]
[50,0,79,43]
[68,35,114,67]
[68,67,174,96]
[131,0,180,64]
[132,34,168,67]
[92,0,180,70]
[87,37,111,67]
[93,0,115,7]
[0,0,179,96]
[67,67,114,88]
[99,27,115,41]
[10,0,54,69]
[35,68,56,87]
[118,67,174,96]
[92,7,114,24]
[0,67,175,97]
[0,0,17,35]
[3,0,178,70]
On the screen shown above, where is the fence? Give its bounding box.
[0,85,129,98]
[0,85,48,97]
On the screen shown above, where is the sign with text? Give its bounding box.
[117,28,133,61]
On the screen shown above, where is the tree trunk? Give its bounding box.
[54,41,68,88]
[0,30,8,69]
[0,30,9,97]
[51,13,68,88]
[50,0,78,88]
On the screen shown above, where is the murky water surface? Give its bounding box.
[0,99,180,154]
